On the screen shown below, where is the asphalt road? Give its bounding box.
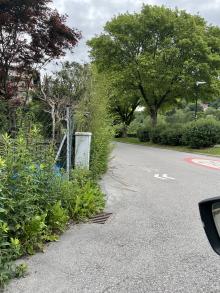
[6,142,220,293]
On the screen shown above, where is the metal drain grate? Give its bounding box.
[90,212,112,224]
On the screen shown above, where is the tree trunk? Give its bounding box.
[150,111,158,128]
[51,105,56,142]
[121,124,128,138]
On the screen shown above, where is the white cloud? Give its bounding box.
[49,0,220,67]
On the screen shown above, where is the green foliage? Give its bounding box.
[149,125,166,144]
[46,201,69,234]
[54,169,105,221]
[127,112,146,135]
[159,126,184,146]
[71,181,105,221]
[22,214,47,255]
[88,5,220,126]
[137,129,150,142]
[165,108,195,124]
[76,66,113,178]
[0,127,105,288]
[182,119,220,148]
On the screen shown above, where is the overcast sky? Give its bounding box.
[48,0,220,70]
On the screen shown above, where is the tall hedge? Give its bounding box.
[76,66,113,178]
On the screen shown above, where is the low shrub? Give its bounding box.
[182,119,220,148]
[149,125,165,144]
[55,170,105,221]
[137,129,150,142]
[46,201,69,234]
[127,133,137,138]
[160,126,184,146]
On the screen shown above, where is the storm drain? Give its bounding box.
[90,212,112,224]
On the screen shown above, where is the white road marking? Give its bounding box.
[163,174,175,180]
[154,174,176,180]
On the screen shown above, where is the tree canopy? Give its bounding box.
[0,0,81,101]
[88,5,220,126]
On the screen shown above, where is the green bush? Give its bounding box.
[0,127,105,288]
[55,170,105,221]
[71,181,105,221]
[137,129,150,142]
[46,201,69,234]
[149,125,165,144]
[160,126,183,146]
[183,119,220,148]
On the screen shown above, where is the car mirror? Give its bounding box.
[212,203,220,238]
[199,197,220,256]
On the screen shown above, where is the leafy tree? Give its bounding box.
[110,92,140,137]
[0,0,81,103]
[105,71,141,137]
[88,5,220,126]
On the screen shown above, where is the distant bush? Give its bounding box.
[149,125,165,144]
[137,129,150,142]
[183,119,220,148]
[127,133,137,138]
[160,126,184,146]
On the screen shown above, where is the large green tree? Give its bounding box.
[88,5,220,126]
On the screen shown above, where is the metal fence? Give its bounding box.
[2,104,74,179]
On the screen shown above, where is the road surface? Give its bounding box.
[6,143,220,293]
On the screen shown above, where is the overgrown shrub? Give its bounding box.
[46,201,69,234]
[55,169,105,221]
[137,129,150,142]
[182,119,220,148]
[0,127,105,288]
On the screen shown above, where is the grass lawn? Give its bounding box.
[114,137,220,157]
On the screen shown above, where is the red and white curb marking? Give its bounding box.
[185,157,220,170]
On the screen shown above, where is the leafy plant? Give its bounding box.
[0,120,106,289]
[137,129,150,142]
[149,125,166,144]
[46,201,69,233]
[160,126,184,146]
[183,119,220,148]
[72,182,105,221]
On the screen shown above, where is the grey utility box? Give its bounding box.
[75,132,92,169]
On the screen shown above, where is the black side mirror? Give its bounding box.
[199,197,220,256]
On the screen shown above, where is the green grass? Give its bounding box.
[113,137,220,157]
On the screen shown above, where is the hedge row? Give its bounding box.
[137,119,220,148]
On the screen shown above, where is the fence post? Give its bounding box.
[66,105,72,180]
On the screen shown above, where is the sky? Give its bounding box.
[48,0,220,70]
